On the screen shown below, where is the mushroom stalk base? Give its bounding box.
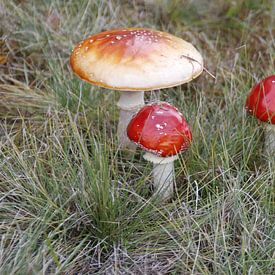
[117,91,144,149]
[264,124,275,157]
[144,153,178,200]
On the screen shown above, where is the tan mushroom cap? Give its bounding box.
[70,28,203,91]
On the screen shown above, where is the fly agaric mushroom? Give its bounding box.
[245,75,275,156]
[127,102,192,200]
[70,28,203,148]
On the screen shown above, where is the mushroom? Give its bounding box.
[70,28,203,148]
[127,102,192,200]
[245,75,275,156]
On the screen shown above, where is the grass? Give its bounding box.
[0,0,274,273]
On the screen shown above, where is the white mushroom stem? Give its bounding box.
[264,124,275,156]
[117,91,144,149]
[144,152,178,200]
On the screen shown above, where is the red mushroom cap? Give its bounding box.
[127,102,192,157]
[245,75,275,124]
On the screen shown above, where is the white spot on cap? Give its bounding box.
[156,124,164,130]
[116,35,122,40]
[89,39,94,43]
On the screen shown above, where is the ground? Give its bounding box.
[0,0,274,274]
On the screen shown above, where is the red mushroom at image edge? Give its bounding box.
[245,75,275,155]
[127,102,192,200]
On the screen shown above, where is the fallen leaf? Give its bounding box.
[0,55,8,64]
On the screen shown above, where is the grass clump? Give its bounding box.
[0,0,274,273]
